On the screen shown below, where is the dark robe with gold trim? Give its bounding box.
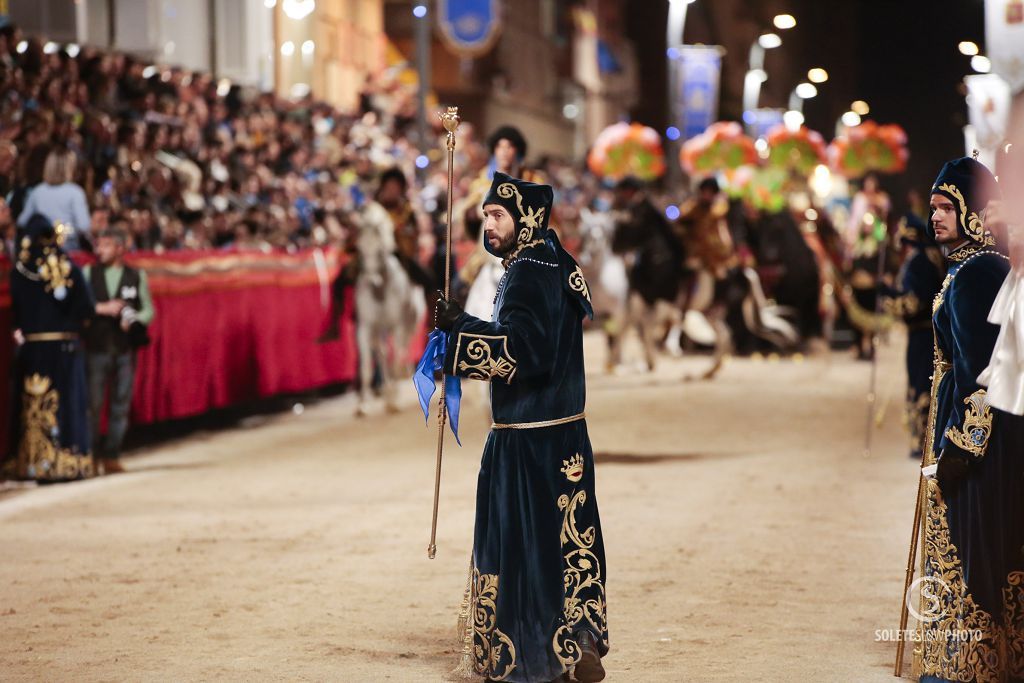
[919,245,1024,682]
[8,261,95,481]
[446,233,609,682]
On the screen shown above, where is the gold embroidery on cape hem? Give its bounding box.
[553,482,608,668]
[944,389,993,458]
[1005,572,1024,679]
[467,568,517,681]
[568,266,591,303]
[453,333,517,382]
[18,374,94,481]
[920,479,1001,682]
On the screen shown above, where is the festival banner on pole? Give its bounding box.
[985,0,1024,93]
[437,0,502,58]
[677,45,722,140]
[966,73,1013,147]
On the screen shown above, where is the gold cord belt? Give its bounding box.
[24,332,79,342]
[491,412,586,430]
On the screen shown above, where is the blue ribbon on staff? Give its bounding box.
[413,329,462,445]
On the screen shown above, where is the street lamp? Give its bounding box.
[789,80,814,108]
[773,14,796,30]
[958,41,979,56]
[758,32,782,49]
[807,67,828,84]
[971,55,992,73]
[851,100,870,116]
[742,32,783,125]
[666,0,698,182]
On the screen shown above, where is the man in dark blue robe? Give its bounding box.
[883,214,945,458]
[435,172,608,683]
[7,214,95,482]
[918,157,1024,681]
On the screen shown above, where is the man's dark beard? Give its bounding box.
[493,231,518,256]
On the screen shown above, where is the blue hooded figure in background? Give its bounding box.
[434,172,608,683]
[883,213,945,458]
[7,214,95,482]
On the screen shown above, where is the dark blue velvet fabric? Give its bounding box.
[444,236,607,682]
[889,247,945,456]
[9,261,95,481]
[922,245,1024,679]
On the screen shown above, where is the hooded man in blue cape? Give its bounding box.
[883,213,945,458]
[917,157,1024,682]
[434,172,608,682]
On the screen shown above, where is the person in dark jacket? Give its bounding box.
[83,226,154,474]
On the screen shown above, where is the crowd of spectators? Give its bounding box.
[0,25,597,264]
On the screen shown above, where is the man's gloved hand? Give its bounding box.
[936,449,970,493]
[434,292,463,331]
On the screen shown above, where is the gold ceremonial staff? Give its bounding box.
[428,106,460,560]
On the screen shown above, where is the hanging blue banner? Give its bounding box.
[677,46,722,140]
[438,0,502,58]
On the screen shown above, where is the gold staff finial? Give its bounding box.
[440,106,460,151]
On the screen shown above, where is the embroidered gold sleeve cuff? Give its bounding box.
[944,389,993,458]
[883,292,920,317]
[452,332,518,382]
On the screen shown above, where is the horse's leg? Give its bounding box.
[355,319,374,416]
[702,306,732,381]
[606,296,629,373]
[637,299,658,372]
[383,337,400,413]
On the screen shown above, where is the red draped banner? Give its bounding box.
[0,248,420,457]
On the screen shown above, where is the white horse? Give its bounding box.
[354,202,426,415]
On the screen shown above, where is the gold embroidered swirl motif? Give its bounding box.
[468,568,517,680]
[920,479,1002,681]
[884,291,920,318]
[907,389,931,454]
[17,374,93,481]
[496,182,546,239]
[1005,572,1024,678]
[553,484,608,667]
[945,389,993,457]
[453,333,517,382]
[933,183,997,246]
[503,238,546,268]
[947,243,984,263]
[568,266,591,303]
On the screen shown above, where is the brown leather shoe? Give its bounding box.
[572,630,605,682]
[101,459,125,475]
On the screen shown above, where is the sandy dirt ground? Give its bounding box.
[0,332,921,682]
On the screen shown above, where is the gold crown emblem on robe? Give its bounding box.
[24,373,52,397]
[561,453,584,483]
